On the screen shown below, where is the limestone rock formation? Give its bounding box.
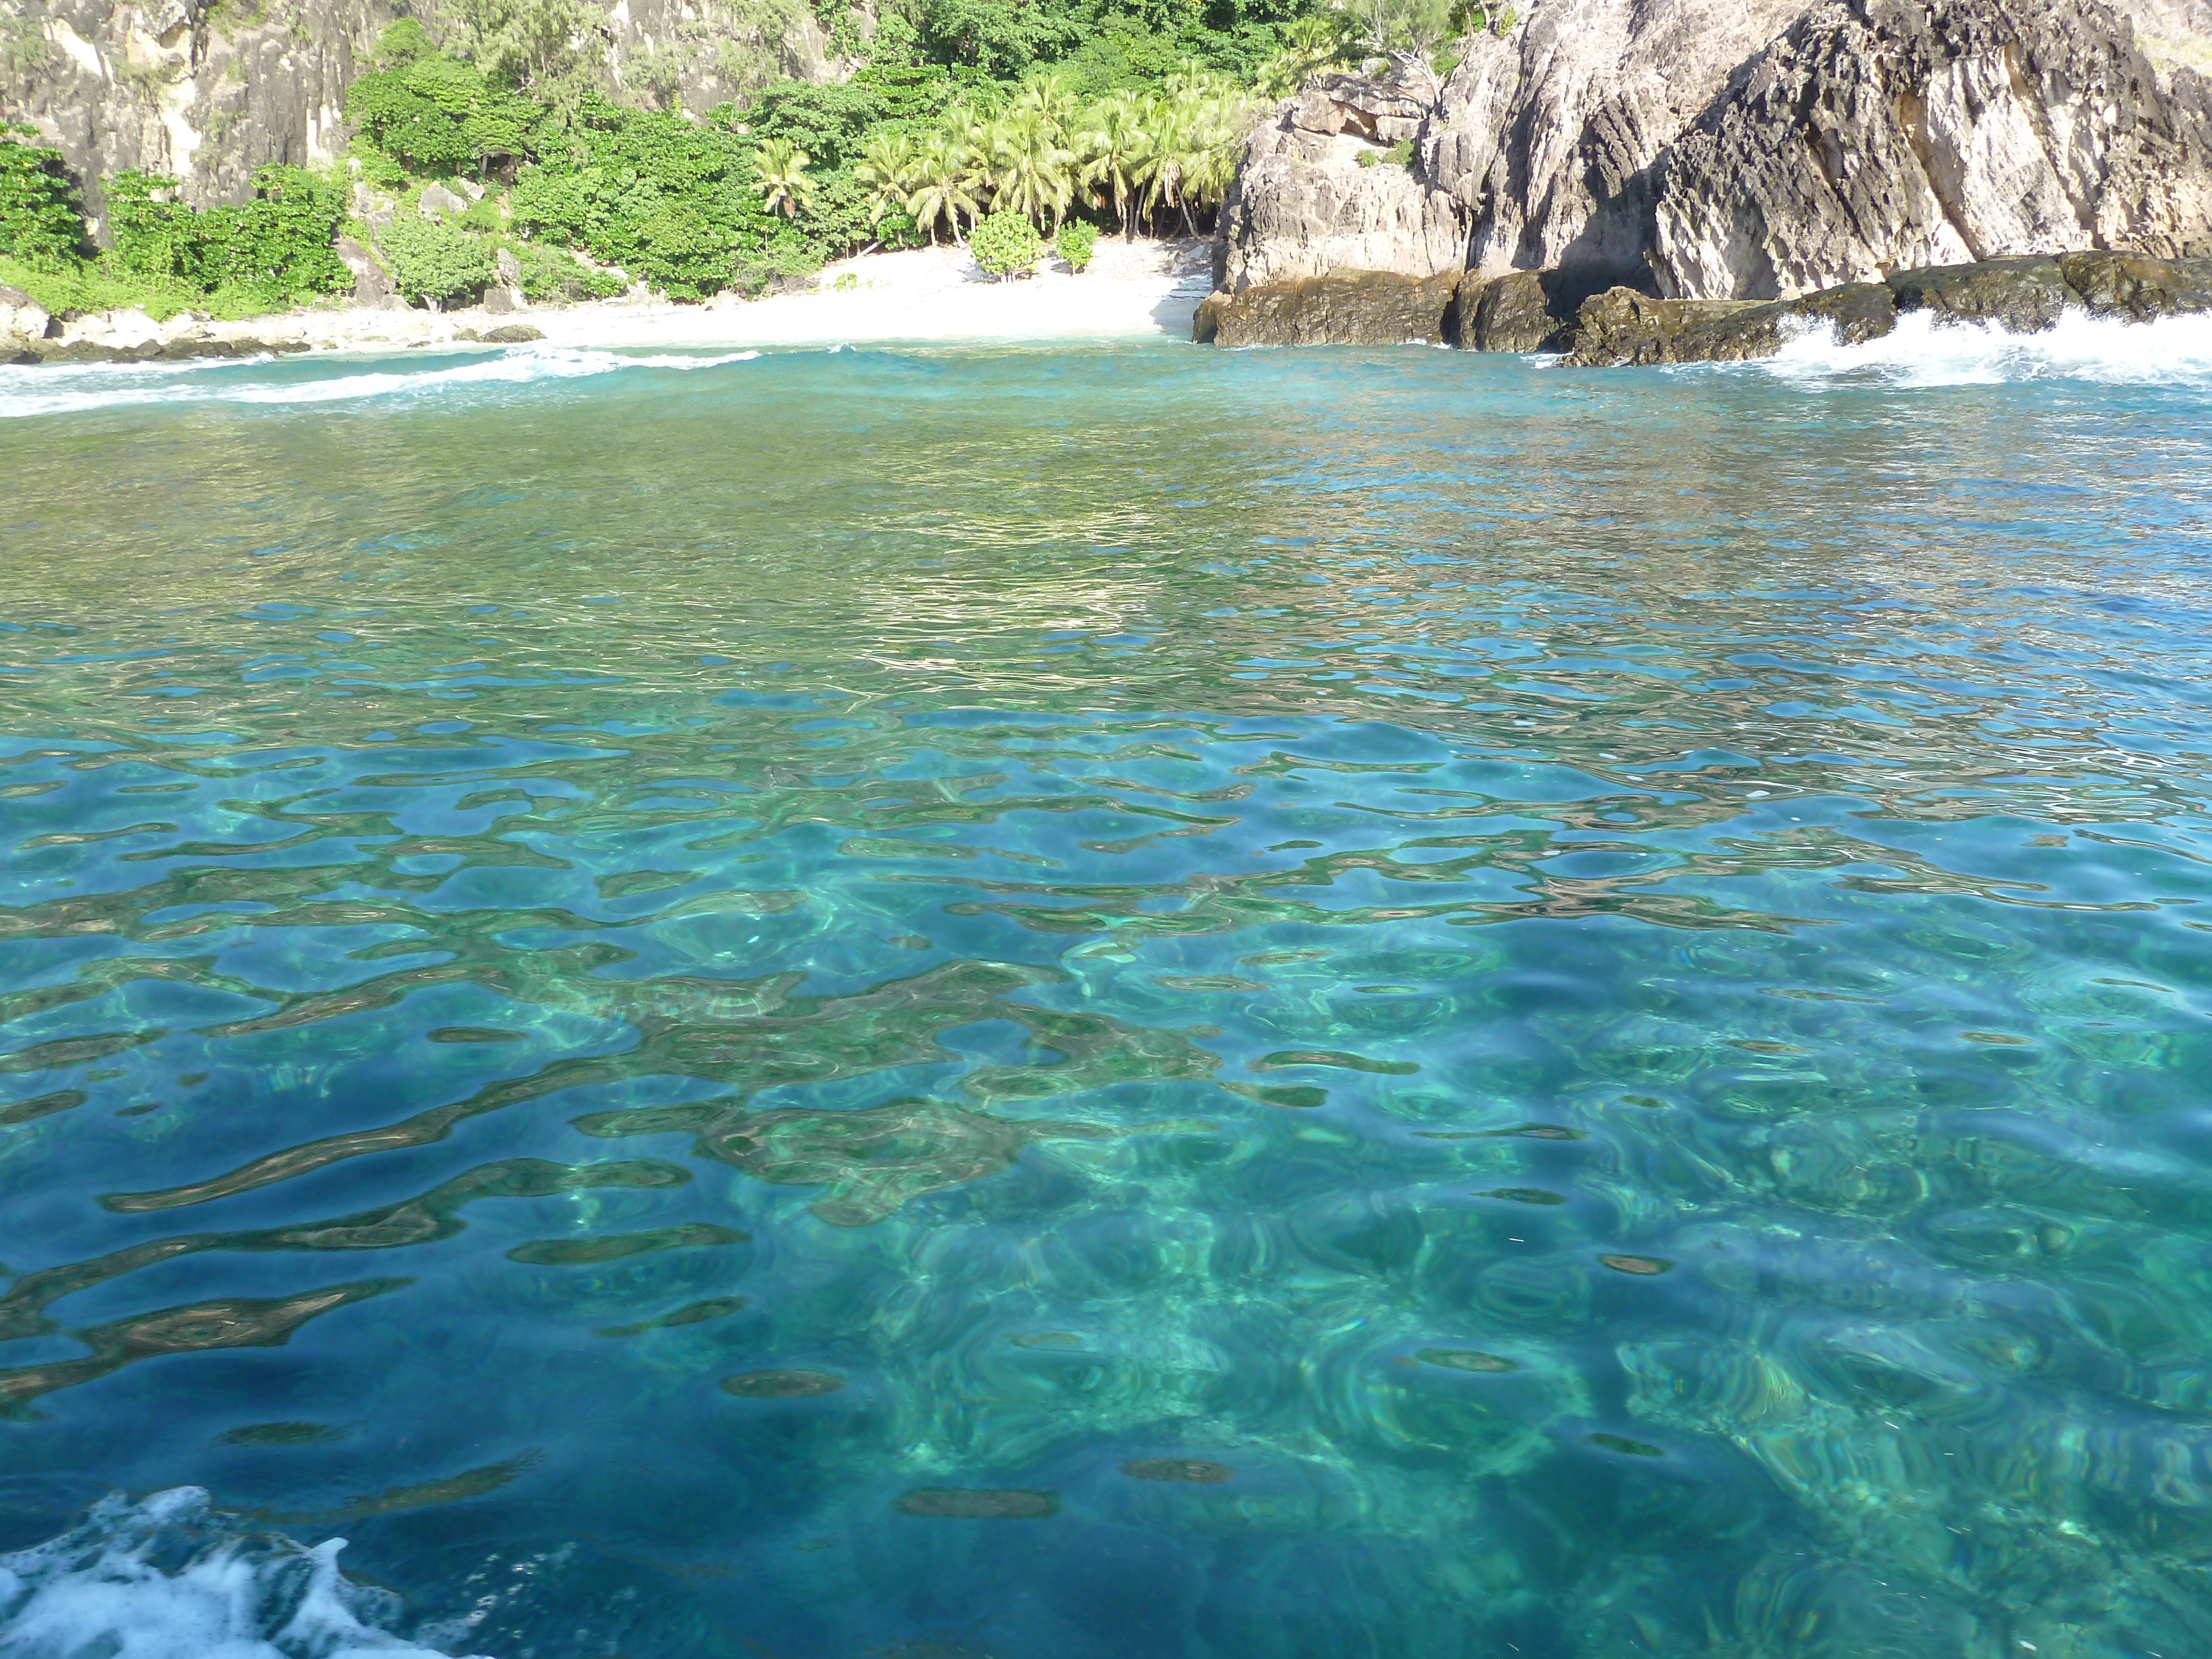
[0,0,834,220]
[0,0,389,223]
[1209,0,2212,333]
[1655,0,2212,299]
[1213,74,1471,293]
[1,283,55,352]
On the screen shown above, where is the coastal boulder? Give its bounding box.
[1457,270,1571,352]
[1557,281,1899,365]
[1194,270,1461,346]
[2055,251,2212,320]
[1552,252,2212,365]
[419,182,469,219]
[1557,289,1764,367]
[1886,259,2077,332]
[336,237,398,308]
[1,284,54,347]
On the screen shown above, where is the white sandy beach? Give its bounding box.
[28,237,1217,360]
[534,236,1215,351]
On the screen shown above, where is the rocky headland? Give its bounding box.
[1200,0,2212,360]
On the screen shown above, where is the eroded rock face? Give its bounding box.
[1193,269,1461,346]
[1215,0,2212,309]
[1,284,55,354]
[1654,0,2212,299]
[1436,0,1811,299]
[0,0,837,220]
[1214,74,1471,293]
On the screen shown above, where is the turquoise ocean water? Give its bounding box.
[2,315,2212,1658]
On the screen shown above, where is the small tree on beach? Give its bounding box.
[1054,220,1095,272]
[970,208,1042,279]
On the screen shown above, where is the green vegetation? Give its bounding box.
[970,208,1043,278]
[2,0,1512,321]
[375,211,497,304]
[1,126,349,319]
[1055,218,1097,272]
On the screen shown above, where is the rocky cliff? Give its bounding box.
[1214,0,2212,315]
[0,0,833,222]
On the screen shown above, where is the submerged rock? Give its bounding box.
[1416,1348,1518,1373]
[893,1488,1057,1519]
[1192,269,1460,346]
[1121,1458,1234,1483]
[722,1369,844,1398]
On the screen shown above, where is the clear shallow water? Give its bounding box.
[2,326,2211,1658]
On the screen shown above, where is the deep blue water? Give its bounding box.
[2,319,2212,1658]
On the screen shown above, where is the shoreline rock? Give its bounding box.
[1192,252,2212,361]
[1192,270,1461,346]
[1,304,550,367]
[1558,254,2212,367]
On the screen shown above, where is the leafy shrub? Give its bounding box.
[345,25,550,175]
[458,192,508,232]
[970,209,1042,279]
[374,213,495,305]
[1355,139,1413,169]
[107,165,351,306]
[0,252,200,320]
[507,96,787,300]
[1053,219,1095,272]
[510,239,624,301]
[0,125,91,269]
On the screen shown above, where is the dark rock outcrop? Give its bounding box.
[2059,248,2212,317]
[1193,270,1461,346]
[1455,270,1573,352]
[1554,252,2212,364]
[1885,258,2075,333]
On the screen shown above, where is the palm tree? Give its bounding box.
[1076,92,1147,239]
[904,132,982,244]
[1259,12,1359,97]
[854,131,917,227]
[1131,95,1195,238]
[1011,70,1079,135]
[754,137,814,220]
[985,107,1075,233]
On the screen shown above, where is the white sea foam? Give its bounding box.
[0,1488,484,1658]
[1750,306,2212,388]
[0,346,761,420]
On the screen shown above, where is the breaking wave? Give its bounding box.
[1750,306,2212,388]
[0,1488,481,1658]
[0,346,761,419]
